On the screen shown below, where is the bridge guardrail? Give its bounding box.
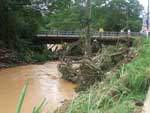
[37,30,143,38]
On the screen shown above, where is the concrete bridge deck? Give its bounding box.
[36,31,140,44]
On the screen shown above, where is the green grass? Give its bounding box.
[15,82,28,113]
[15,83,46,113]
[58,38,150,113]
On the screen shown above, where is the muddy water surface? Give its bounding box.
[0,62,76,113]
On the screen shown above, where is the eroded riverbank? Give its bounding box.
[0,62,76,113]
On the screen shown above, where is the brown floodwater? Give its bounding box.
[0,62,76,113]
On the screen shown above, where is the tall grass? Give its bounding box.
[15,82,28,113]
[58,38,150,113]
[15,83,46,113]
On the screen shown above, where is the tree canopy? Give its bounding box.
[44,0,143,31]
[0,0,144,49]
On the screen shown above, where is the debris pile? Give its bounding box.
[58,44,137,91]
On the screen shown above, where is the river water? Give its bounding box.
[0,62,76,113]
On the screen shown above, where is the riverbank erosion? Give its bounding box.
[0,62,76,113]
[57,38,150,113]
[0,47,58,69]
[0,48,20,68]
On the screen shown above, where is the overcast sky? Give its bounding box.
[139,0,147,10]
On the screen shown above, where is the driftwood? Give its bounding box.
[111,48,129,64]
[111,48,129,57]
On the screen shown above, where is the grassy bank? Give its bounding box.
[59,38,150,113]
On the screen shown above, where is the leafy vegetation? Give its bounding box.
[0,0,49,63]
[44,0,143,31]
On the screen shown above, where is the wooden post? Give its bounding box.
[84,0,91,57]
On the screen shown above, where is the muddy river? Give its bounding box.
[0,62,76,113]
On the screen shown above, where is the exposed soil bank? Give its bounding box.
[0,48,51,69]
[0,62,76,113]
[0,48,21,68]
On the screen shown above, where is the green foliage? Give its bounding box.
[44,0,143,31]
[91,0,143,31]
[45,0,80,30]
[16,82,28,113]
[31,52,49,62]
[16,83,46,113]
[0,0,17,48]
[19,47,50,63]
[32,99,46,113]
[0,0,50,63]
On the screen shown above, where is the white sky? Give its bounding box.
[139,0,147,10]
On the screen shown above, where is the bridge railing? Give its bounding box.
[37,30,142,38]
[38,30,79,36]
[92,32,129,37]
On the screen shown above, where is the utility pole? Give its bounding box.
[84,0,91,57]
[147,0,149,37]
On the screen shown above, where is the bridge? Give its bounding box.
[36,30,141,44]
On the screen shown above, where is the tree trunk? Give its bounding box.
[84,0,91,57]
